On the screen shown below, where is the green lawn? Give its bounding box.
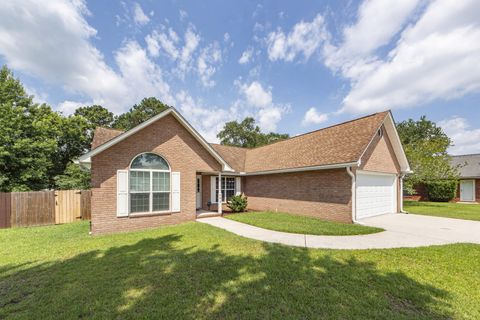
[225,211,383,235]
[0,223,479,319]
[404,200,480,221]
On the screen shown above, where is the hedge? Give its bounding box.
[424,180,458,202]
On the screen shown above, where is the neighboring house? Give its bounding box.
[451,154,480,202]
[77,108,410,235]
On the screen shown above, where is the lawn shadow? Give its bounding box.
[0,233,452,319]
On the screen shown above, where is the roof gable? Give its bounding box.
[78,108,233,171]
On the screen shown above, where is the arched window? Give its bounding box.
[129,153,170,213]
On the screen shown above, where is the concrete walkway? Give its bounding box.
[197,213,480,249]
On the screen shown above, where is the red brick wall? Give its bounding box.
[360,125,400,174]
[90,114,222,235]
[243,169,353,223]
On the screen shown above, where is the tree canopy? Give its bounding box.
[217,117,290,148]
[396,116,458,193]
[113,97,170,130]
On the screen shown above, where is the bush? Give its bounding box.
[425,180,458,202]
[227,194,248,212]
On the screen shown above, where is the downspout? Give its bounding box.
[399,174,406,213]
[217,172,223,215]
[346,166,361,224]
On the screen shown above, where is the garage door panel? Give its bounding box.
[356,172,396,219]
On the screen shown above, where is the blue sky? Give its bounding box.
[0,0,479,154]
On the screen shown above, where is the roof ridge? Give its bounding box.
[209,143,250,150]
[248,110,390,151]
[451,153,480,157]
[96,126,124,132]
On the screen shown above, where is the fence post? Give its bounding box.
[0,193,12,229]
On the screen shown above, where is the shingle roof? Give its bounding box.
[91,127,123,149]
[210,144,248,172]
[90,111,390,173]
[451,154,480,178]
[243,111,389,172]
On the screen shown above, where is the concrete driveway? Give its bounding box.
[198,213,480,249]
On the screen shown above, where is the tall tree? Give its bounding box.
[54,162,90,190]
[113,97,170,130]
[396,116,458,193]
[74,104,114,149]
[217,117,290,148]
[0,66,61,191]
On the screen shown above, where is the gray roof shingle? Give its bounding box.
[451,154,480,178]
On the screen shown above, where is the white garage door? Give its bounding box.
[356,172,396,219]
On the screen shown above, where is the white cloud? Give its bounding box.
[238,47,253,64]
[176,27,201,76]
[133,2,150,26]
[302,107,329,126]
[439,117,480,155]
[179,9,188,21]
[0,0,175,113]
[175,91,232,142]
[24,85,49,105]
[322,0,480,114]
[239,81,272,108]
[145,28,180,59]
[324,0,420,78]
[234,80,288,132]
[223,32,230,42]
[145,24,224,86]
[57,100,90,115]
[197,42,222,87]
[257,107,284,132]
[266,14,327,62]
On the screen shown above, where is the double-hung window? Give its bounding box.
[129,153,170,213]
[215,177,236,203]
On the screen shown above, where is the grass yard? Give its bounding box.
[225,211,383,235]
[404,200,480,221]
[1,222,480,319]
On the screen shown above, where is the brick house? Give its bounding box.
[451,154,480,202]
[77,108,410,235]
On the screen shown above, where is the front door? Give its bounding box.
[196,175,202,209]
[460,180,475,202]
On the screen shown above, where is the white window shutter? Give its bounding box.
[235,177,241,195]
[171,172,181,212]
[117,170,129,217]
[210,176,216,203]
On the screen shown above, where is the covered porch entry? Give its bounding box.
[195,172,242,217]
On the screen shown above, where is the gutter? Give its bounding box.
[242,161,358,176]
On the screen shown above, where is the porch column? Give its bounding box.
[217,172,222,214]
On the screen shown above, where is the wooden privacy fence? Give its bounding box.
[0,190,91,229]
